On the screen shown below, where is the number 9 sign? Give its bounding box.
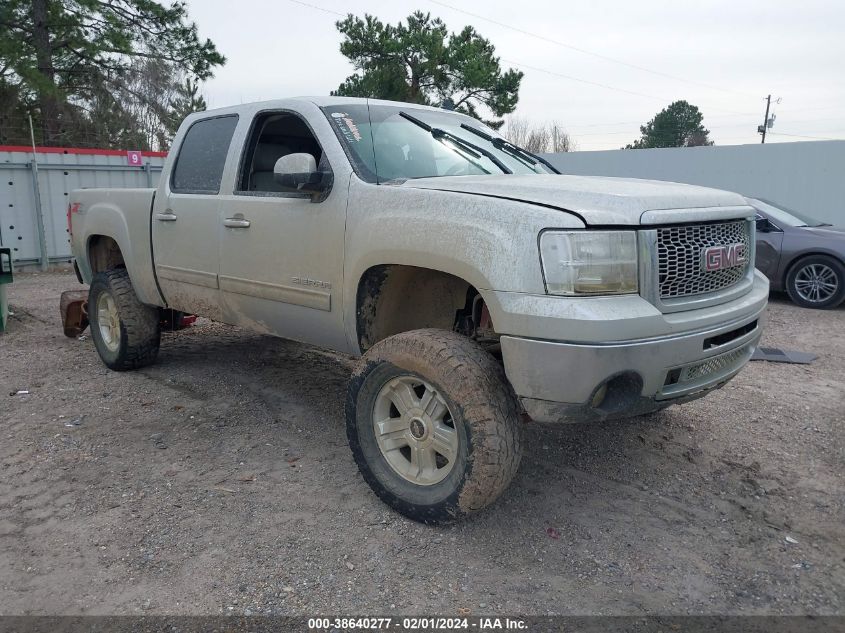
[126,150,142,166]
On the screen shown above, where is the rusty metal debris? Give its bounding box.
[60,290,89,338]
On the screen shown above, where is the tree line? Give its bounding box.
[0,0,223,150]
[0,2,711,152]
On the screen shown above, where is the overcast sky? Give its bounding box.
[186,0,845,151]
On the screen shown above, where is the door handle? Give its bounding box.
[223,217,251,229]
[156,212,177,222]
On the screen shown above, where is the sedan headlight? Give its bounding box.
[540,230,638,295]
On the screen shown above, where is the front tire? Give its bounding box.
[346,329,522,523]
[88,268,160,370]
[785,255,845,309]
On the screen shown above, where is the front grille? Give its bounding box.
[657,221,750,299]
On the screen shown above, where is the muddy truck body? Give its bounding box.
[69,97,768,522]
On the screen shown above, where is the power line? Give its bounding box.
[767,116,845,125]
[501,59,678,104]
[580,131,843,149]
[769,131,844,141]
[285,0,755,116]
[566,117,845,135]
[565,111,783,130]
[287,0,835,127]
[430,0,760,100]
[503,58,754,116]
[570,130,640,137]
[571,113,845,131]
[775,105,845,115]
[559,113,763,134]
[565,115,735,130]
[287,0,344,16]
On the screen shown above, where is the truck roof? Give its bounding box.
[195,96,454,117]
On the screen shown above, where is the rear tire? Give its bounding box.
[785,255,845,309]
[346,329,522,524]
[88,268,160,370]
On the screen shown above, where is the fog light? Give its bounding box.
[591,372,643,415]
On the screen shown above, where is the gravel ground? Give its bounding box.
[1,271,843,616]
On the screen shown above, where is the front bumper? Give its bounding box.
[499,273,768,424]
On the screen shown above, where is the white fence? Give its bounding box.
[0,147,166,268]
[545,140,845,226]
[5,140,842,268]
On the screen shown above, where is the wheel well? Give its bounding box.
[88,236,125,273]
[356,265,492,352]
[783,251,844,285]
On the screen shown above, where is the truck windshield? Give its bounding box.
[321,103,558,183]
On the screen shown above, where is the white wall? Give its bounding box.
[545,141,845,226]
[0,149,165,264]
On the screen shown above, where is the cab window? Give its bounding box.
[170,115,238,194]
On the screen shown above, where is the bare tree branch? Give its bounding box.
[505,116,576,153]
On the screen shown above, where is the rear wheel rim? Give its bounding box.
[97,291,120,352]
[794,264,838,303]
[372,375,459,486]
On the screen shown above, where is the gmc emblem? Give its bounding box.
[702,243,747,271]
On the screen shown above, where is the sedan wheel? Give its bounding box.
[786,255,845,309]
[793,264,838,304]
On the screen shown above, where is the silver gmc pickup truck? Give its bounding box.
[69,97,768,523]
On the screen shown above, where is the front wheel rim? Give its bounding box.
[97,291,121,352]
[794,264,839,303]
[372,375,459,486]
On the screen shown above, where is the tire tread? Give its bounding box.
[347,329,522,522]
[89,268,160,370]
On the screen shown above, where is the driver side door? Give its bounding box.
[216,108,349,352]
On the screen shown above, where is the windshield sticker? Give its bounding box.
[331,112,363,143]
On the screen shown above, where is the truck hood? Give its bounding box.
[399,174,750,225]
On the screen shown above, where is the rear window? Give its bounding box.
[171,115,238,194]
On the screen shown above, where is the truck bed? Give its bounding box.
[69,188,162,306]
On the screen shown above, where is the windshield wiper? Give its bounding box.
[459,123,561,174]
[399,111,511,175]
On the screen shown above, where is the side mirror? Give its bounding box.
[756,217,772,233]
[273,153,330,195]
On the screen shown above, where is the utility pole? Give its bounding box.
[758,94,771,144]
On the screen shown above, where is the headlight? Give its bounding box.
[540,230,638,295]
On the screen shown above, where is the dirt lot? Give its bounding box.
[1,271,843,616]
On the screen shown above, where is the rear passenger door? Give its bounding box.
[152,114,238,320]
